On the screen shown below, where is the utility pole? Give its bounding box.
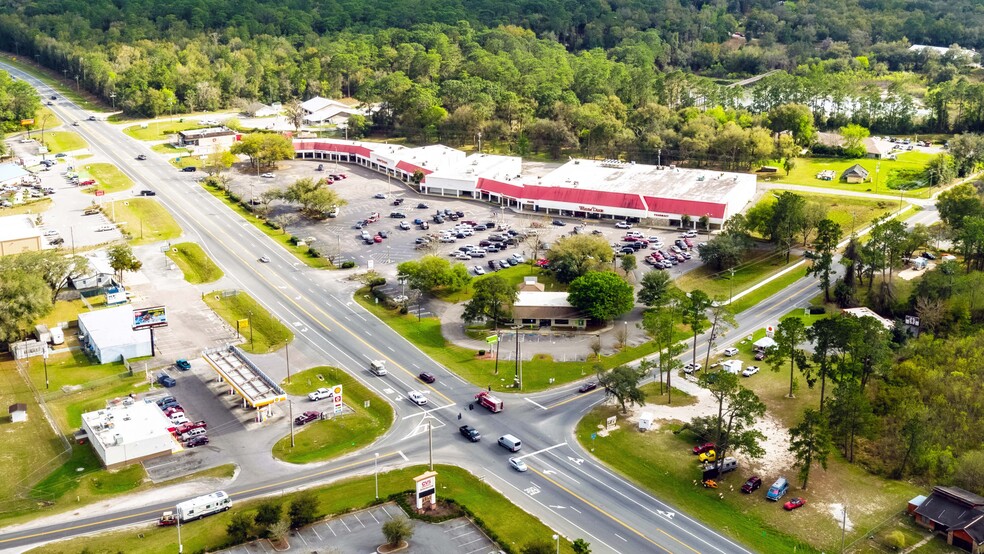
[289,399,295,448]
[428,423,433,471]
[285,338,291,384]
[248,311,254,350]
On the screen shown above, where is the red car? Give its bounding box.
[784,497,807,511]
[373,235,383,243]
[176,420,207,435]
[418,372,436,383]
[80,179,96,186]
[294,411,321,425]
[692,442,715,455]
[163,406,184,417]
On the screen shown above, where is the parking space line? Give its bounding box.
[455,530,478,539]
[311,525,322,541]
[325,521,337,536]
[340,517,351,532]
[466,545,494,554]
[353,512,366,528]
[460,537,485,546]
[296,530,308,545]
[379,504,395,519]
[368,509,380,523]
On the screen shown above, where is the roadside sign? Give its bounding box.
[591,433,597,440]
[94,189,105,196]
[486,335,499,344]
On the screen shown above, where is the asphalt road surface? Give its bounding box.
[0,60,946,554]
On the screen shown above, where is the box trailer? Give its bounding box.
[176,491,232,522]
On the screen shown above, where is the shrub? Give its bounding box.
[883,530,906,549]
[288,493,319,528]
[341,261,356,269]
[308,247,321,258]
[382,516,414,546]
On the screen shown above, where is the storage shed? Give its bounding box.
[8,403,27,423]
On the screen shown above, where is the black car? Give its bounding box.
[136,154,147,160]
[49,237,65,245]
[459,425,481,442]
[578,381,598,393]
[393,198,404,205]
[390,212,406,218]
[139,189,156,196]
[185,435,210,448]
[455,210,465,217]
[418,372,436,383]
[741,476,762,493]
[921,251,937,260]
[377,230,388,238]
[552,219,567,226]
[433,215,445,223]
[417,203,429,209]
[488,259,497,269]
[181,166,197,172]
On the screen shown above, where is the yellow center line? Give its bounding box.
[528,467,669,551]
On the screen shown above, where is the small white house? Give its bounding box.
[9,403,28,423]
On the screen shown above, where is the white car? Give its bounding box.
[615,221,631,229]
[407,391,428,406]
[453,253,472,260]
[170,413,190,425]
[260,173,275,178]
[308,387,332,401]
[43,229,59,236]
[723,347,739,356]
[509,457,528,472]
[473,265,486,275]
[399,221,411,230]
[95,224,115,232]
[742,365,760,377]
[684,363,702,374]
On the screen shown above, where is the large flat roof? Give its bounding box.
[534,159,754,204]
[0,163,29,183]
[515,291,573,308]
[78,305,150,349]
[0,214,40,242]
[203,346,286,408]
[81,401,173,449]
[428,153,522,182]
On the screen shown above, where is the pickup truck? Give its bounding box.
[459,425,481,442]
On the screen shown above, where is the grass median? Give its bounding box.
[103,197,182,246]
[203,290,293,354]
[166,242,224,283]
[81,163,134,194]
[200,179,333,269]
[29,464,575,554]
[41,131,87,153]
[124,121,203,141]
[273,367,393,463]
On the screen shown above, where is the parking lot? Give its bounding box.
[219,502,500,554]
[237,158,709,281]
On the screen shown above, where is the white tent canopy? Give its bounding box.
[754,336,777,349]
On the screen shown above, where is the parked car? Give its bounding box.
[723,347,739,356]
[418,372,436,384]
[754,351,766,361]
[294,411,321,425]
[692,442,715,455]
[473,265,486,275]
[374,193,387,199]
[783,497,807,511]
[181,166,197,172]
[684,363,702,373]
[417,203,429,209]
[698,450,717,463]
[552,219,567,226]
[741,365,760,377]
[308,388,333,401]
[185,435,210,448]
[157,372,177,387]
[509,457,528,472]
[407,391,428,406]
[741,476,762,494]
[156,396,177,408]
[615,221,631,229]
[578,381,598,393]
[175,359,192,371]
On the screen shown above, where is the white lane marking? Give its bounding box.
[400,404,454,421]
[515,442,567,461]
[525,397,547,410]
[615,533,628,542]
[398,450,409,461]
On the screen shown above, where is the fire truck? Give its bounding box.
[474,391,503,413]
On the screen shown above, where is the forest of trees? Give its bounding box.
[2,0,984,165]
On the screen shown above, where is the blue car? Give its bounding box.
[175,359,191,371]
[157,372,177,387]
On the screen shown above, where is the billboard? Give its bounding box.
[132,306,168,330]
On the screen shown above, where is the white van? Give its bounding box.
[360,230,371,241]
[181,427,207,442]
[49,326,65,345]
[498,434,522,452]
[369,360,388,376]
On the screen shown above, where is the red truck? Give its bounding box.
[475,391,503,413]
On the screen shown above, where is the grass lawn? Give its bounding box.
[576,406,922,553]
[0,361,68,521]
[675,247,799,301]
[729,267,810,314]
[756,190,907,236]
[200,180,333,269]
[39,298,88,328]
[124,121,204,141]
[41,131,88,154]
[203,290,293,354]
[171,154,202,170]
[435,264,564,303]
[0,197,52,216]
[762,152,935,199]
[30,464,575,554]
[46,375,151,434]
[80,163,134,194]
[24,349,130,393]
[273,367,393,463]
[166,242,224,283]
[356,289,678,391]
[151,143,191,155]
[641,382,697,406]
[104,197,182,246]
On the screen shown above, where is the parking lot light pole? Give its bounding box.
[248,311,254,350]
[553,534,559,554]
[374,453,379,499]
[285,337,291,384]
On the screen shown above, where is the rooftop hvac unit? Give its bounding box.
[114,434,123,446]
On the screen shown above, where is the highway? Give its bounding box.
[0,61,941,553]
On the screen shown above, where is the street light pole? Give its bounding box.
[553,534,559,554]
[285,337,291,384]
[729,267,735,304]
[248,311,254,350]
[289,399,295,448]
[374,453,380,499]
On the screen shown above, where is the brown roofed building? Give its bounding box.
[913,486,984,553]
[511,277,585,329]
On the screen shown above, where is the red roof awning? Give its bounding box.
[396,160,432,175]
